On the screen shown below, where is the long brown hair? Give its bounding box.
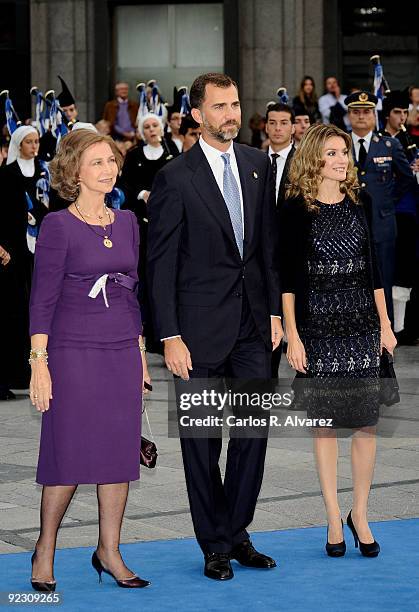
[298,75,318,106]
[286,124,359,212]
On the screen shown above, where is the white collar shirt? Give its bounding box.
[351,131,373,161]
[199,136,244,237]
[268,143,293,200]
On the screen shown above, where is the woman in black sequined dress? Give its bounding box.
[280,124,397,556]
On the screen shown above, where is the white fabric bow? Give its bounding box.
[88,274,110,308]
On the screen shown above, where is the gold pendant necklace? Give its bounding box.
[75,204,114,248]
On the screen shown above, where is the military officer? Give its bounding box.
[345,90,416,324]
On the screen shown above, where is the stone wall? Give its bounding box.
[30,0,95,122]
[238,0,324,141]
[29,0,325,130]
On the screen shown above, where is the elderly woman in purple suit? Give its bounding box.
[29,129,151,591]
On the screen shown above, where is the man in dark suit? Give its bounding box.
[265,102,296,208]
[265,102,295,378]
[147,73,283,581]
[346,90,416,324]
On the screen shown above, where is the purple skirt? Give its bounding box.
[36,346,142,485]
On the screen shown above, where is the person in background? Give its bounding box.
[179,115,201,152]
[265,102,295,379]
[346,90,417,325]
[166,107,184,153]
[0,136,9,166]
[103,82,138,142]
[249,112,267,149]
[407,86,419,146]
[119,113,179,352]
[292,76,321,123]
[95,119,111,136]
[319,76,350,132]
[0,126,48,399]
[293,110,313,148]
[166,87,188,153]
[382,90,419,344]
[57,76,78,124]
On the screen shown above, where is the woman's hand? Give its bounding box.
[30,361,53,412]
[381,325,397,355]
[141,353,152,395]
[142,191,151,203]
[287,334,307,373]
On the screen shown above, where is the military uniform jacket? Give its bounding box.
[353,133,416,244]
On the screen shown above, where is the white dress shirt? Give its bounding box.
[199,136,245,238]
[351,131,373,162]
[268,143,293,201]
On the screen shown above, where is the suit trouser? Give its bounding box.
[375,239,395,326]
[177,295,271,554]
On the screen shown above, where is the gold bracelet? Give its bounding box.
[29,348,48,365]
[139,344,146,353]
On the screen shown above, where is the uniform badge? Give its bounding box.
[359,92,368,102]
[385,140,392,148]
[253,171,258,179]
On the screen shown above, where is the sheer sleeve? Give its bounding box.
[29,213,69,336]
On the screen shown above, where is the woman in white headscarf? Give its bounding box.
[118,113,179,353]
[0,126,48,398]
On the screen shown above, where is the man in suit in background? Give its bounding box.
[265,102,295,379]
[147,73,283,581]
[346,90,416,324]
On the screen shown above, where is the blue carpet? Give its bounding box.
[2,519,418,611]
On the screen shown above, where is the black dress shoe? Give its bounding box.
[91,551,150,588]
[30,552,56,592]
[325,519,346,557]
[347,511,380,558]
[230,540,276,568]
[204,553,234,580]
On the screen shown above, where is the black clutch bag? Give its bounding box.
[140,436,157,469]
[140,404,157,469]
[379,349,400,407]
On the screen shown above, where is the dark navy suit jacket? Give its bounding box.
[147,140,280,365]
[353,133,416,244]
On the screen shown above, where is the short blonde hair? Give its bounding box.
[50,129,123,201]
[286,124,359,211]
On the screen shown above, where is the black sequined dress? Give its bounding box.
[298,198,381,428]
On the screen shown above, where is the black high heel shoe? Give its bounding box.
[347,511,380,557]
[91,551,150,588]
[30,552,56,592]
[325,519,346,557]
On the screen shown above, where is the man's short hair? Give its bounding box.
[190,73,238,109]
[179,114,200,136]
[265,103,295,123]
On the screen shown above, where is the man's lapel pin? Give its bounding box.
[253,171,258,179]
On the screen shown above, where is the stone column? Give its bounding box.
[238,0,324,142]
[30,0,96,122]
